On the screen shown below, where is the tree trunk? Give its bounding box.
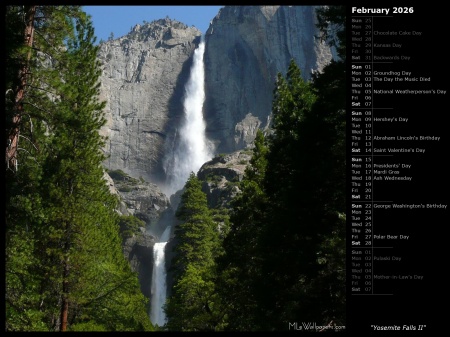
[6,5,36,171]
[60,257,70,332]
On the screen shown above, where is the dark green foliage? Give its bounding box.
[109,170,143,192]
[257,60,345,329]
[215,6,346,330]
[316,5,346,61]
[5,6,153,331]
[118,215,146,240]
[165,173,225,331]
[216,129,269,330]
[205,172,222,185]
[108,169,134,182]
[215,59,345,330]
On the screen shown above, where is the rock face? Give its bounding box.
[108,169,170,226]
[98,6,334,189]
[122,228,156,298]
[197,150,252,209]
[98,18,202,186]
[203,6,335,153]
[106,170,170,298]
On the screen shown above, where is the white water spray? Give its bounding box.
[150,225,171,327]
[163,36,213,196]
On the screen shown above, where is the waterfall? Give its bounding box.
[163,35,213,196]
[151,35,212,327]
[150,225,171,327]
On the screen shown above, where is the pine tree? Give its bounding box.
[215,59,345,330]
[308,5,347,325]
[6,6,83,330]
[165,173,224,331]
[252,7,346,327]
[6,6,153,331]
[216,130,269,330]
[254,58,345,329]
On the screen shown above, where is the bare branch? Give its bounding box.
[18,135,38,151]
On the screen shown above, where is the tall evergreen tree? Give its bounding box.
[165,173,224,331]
[308,5,347,324]
[253,6,346,328]
[5,6,153,331]
[219,58,345,331]
[217,129,269,330]
[6,6,84,330]
[256,60,326,329]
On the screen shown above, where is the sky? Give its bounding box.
[83,6,224,43]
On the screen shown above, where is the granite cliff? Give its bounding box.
[97,6,334,193]
[98,18,202,187]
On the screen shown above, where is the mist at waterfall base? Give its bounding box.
[150,37,212,327]
[162,37,213,198]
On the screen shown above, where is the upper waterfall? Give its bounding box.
[163,36,213,196]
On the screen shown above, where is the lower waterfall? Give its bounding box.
[150,225,171,327]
